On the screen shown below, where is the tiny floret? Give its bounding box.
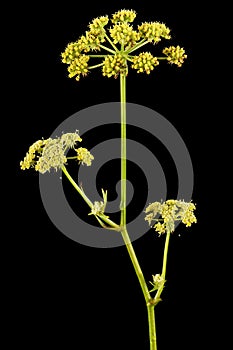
[131,52,159,74]
[67,54,90,81]
[61,132,82,148]
[111,9,137,24]
[109,22,140,49]
[102,54,128,78]
[76,147,94,166]
[20,139,48,170]
[163,46,187,67]
[138,22,171,43]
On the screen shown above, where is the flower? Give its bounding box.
[102,54,128,78]
[76,147,94,166]
[61,42,83,64]
[163,46,187,67]
[35,138,67,174]
[138,22,171,44]
[61,10,187,82]
[20,139,48,170]
[131,52,159,74]
[89,16,109,33]
[67,54,90,81]
[109,22,140,49]
[20,131,82,173]
[111,9,137,24]
[61,132,82,148]
[145,200,197,234]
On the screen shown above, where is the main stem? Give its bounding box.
[120,74,127,227]
[119,73,157,350]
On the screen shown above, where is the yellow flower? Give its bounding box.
[20,139,48,170]
[138,22,171,43]
[163,46,187,67]
[109,23,140,49]
[131,52,159,74]
[67,55,90,81]
[76,147,94,166]
[20,132,82,173]
[89,16,109,31]
[112,9,137,23]
[145,200,197,234]
[154,222,166,235]
[35,138,67,174]
[102,54,128,78]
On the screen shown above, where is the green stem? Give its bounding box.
[119,73,157,350]
[62,165,93,208]
[99,44,116,54]
[89,54,110,58]
[89,63,104,70]
[61,165,119,230]
[120,73,127,227]
[105,34,119,52]
[126,38,148,54]
[147,305,157,350]
[161,231,171,279]
[154,231,171,302]
[121,227,151,302]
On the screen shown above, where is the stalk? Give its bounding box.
[119,73,157,350]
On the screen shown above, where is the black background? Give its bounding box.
[11,1,221,349]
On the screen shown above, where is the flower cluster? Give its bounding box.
[111,9,136,23]
[87,16,109,50]
[20,139,48,170]
[145,199,197,234]
[102,54,128,78]
[163,46,187,67]
[109,23,140,49]
[35,138,67,174]
[61,9,187,81]
[131,52,159,74]
[138,22,171,44]
[76,147,94,166]
[20,132,93,174]
[67,55,90,81]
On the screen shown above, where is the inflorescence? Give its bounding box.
[61,9,187,82]
[145,200,197,234]
[20,131,94,173]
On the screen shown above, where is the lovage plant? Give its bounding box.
[20,9,196,350]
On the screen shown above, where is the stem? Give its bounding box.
[161,231,171,279]
[121,227,151,302]
[99,44,116,54]
[62,165,93,208]
[154,231,171,302]
[89,55,110,58]
[105,34,119,52]
[147,305,157,350]
[62,165,119,230]
[126,38,148,54]
[89,63,104,70]
[120,73,127,227]
[119,74,157,349]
